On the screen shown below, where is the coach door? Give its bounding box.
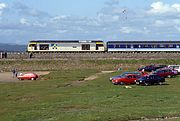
[82,44,90,50]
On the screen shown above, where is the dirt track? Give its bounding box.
[0,71,49,83]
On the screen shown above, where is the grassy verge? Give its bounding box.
[0,59,180,72]
[0,66,180,121]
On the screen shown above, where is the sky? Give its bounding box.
[0,0,180,44]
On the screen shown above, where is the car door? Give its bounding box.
[126,75,133,83]
[151,75,157,84]
[149,75,154,84]
[158,70,164,77]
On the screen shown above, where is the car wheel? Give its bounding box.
[159,82,163,85]
[31,78,35,80]
[113,83,118,85]
[167,75,171,78]
[120,82,125,85]
[144,82,149,86]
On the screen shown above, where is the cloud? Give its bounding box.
[120,27,133,34]
[148,1,180,15]
[105,0,119,6]
[0,3,7,16]
[119,26,149,34]
[13,1,50,18]
[20,18,30,26]
[172,4,180,12]
[0,3,6,10]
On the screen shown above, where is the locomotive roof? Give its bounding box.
[30,40,103,43]
[107,40,180,43]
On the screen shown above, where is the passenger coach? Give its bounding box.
[27,40,105,52]
[107,41,180,52]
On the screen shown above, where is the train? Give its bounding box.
[27,40,180,53]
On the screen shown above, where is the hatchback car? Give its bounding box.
[168,65,180,74]
[110,71,146,81]
[135,74,165,86]
[112,74,140,85]
[17,72,38,80]
[138,64,166,72]
[153,68,175,78]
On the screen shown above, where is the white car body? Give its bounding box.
[168,65,180,73]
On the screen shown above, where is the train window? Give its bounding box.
[127,45,131,48]
[29,44,35,47]
[29,44,37,50]
[139,45,144,48]
[151,44,156,48]
[133,45,139,48]
[120,45,126,48]
[115,45,120,48]
[40,44,49,50]
[96,44,103,50]
[148,45,152,48]
[108,45,114,48]
[157,44,165,48]
[169,44,176,48]
[142,45,148,48]
[165,44,169,48]
[82,44,90,50]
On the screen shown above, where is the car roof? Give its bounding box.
[126,74,139,76]
[168,65,180,67]
[143,74,159,77]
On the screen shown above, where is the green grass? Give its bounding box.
[1,59,180,72]
[0,60,180,121]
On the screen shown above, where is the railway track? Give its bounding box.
[0,52,180,60]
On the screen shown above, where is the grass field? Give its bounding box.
[0,60,180,121]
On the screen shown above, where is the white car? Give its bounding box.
[168,65,180,74]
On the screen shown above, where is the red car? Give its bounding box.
[112,74,140,85]
[153,68,175,78]
[17,72,38,80]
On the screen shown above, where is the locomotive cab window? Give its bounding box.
[29,44,37,50]
[96,44,103,50]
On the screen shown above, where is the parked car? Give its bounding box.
[17,72,38,80]
[168,65,180,74]
[135,74,165,86]
[138,64,166,72]
[161,67,179,75]
[153,68,175,78]
[112,74,140,85]
[110,71,146,81]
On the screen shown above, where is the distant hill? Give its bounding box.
[0,43,26,52]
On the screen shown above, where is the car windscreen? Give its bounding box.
[140,76,148,80]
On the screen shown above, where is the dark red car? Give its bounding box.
[138,64,166,72]
[17,72,38,80]
[153,68,175,78]
[112,74,140,85]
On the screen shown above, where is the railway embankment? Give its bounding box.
[1,52,180,60]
